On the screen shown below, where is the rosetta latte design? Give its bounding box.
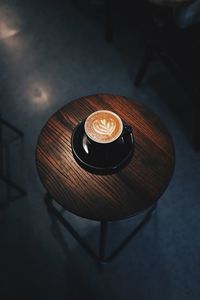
[85,110,123,143]
[93,119,116,135]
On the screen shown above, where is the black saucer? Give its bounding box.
[71,121,134,175]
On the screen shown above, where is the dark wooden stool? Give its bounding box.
[35,94,175,265]
[135,0,200,151]
[135,0,193,86]
[72,0,113,42]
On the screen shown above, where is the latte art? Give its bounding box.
[93,119,116,135]
[84,110,123,144]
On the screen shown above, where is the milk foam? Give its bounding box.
[84,110,123,144]
[93,119,116,135]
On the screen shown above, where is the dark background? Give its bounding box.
[0,1,200,299]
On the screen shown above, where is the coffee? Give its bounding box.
[84,110,123,144]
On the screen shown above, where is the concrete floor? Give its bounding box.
[0,1,200,299]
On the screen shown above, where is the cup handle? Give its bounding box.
[122,124,134,145]
[123,124,132,136]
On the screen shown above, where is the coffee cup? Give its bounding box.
[83,110,132,165]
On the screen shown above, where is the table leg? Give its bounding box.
[44,192,53,212]
[44,198,157,266]
[99,221,108,263]
[106,204,157,263]
[45,194,99,263]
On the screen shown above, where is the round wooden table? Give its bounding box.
[36,94,175,264]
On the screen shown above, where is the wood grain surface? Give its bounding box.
[36,94,175,221]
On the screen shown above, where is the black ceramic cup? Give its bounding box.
[82,118,132,166]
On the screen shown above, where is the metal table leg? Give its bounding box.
[99,221,108,263]
[45,194,157,266]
